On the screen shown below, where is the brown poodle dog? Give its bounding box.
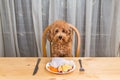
[48,20,73,57]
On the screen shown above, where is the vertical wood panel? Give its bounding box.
[85,0,93,57]
[32,0,42,56]
[114,0,120,56]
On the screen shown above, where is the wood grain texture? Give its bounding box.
[0,57,120,80]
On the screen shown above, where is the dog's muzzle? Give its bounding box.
[58,36,62,40]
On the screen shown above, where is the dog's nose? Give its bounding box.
[59,36,62,39]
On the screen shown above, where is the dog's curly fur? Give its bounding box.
[47,20,73,57]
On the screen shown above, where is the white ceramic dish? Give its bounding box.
[46,61,76,74]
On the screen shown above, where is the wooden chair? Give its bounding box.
[42,24,81,57]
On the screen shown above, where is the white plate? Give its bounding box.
[46,62,76,74]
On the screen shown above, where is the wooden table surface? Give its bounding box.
[0,57,120,80]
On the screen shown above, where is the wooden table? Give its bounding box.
[0,57,120,80]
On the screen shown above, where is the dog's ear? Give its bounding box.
[68,27,73,42]
[47,27,53,42]
[66,24,73,42]
[68,27,73,35]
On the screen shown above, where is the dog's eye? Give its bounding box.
[62,29,65,33]
[55,29,59,33]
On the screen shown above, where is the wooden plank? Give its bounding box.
[0,57,119,80]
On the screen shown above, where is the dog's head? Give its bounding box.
[47,20,73,43]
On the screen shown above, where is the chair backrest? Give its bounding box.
[42,24,81,57]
